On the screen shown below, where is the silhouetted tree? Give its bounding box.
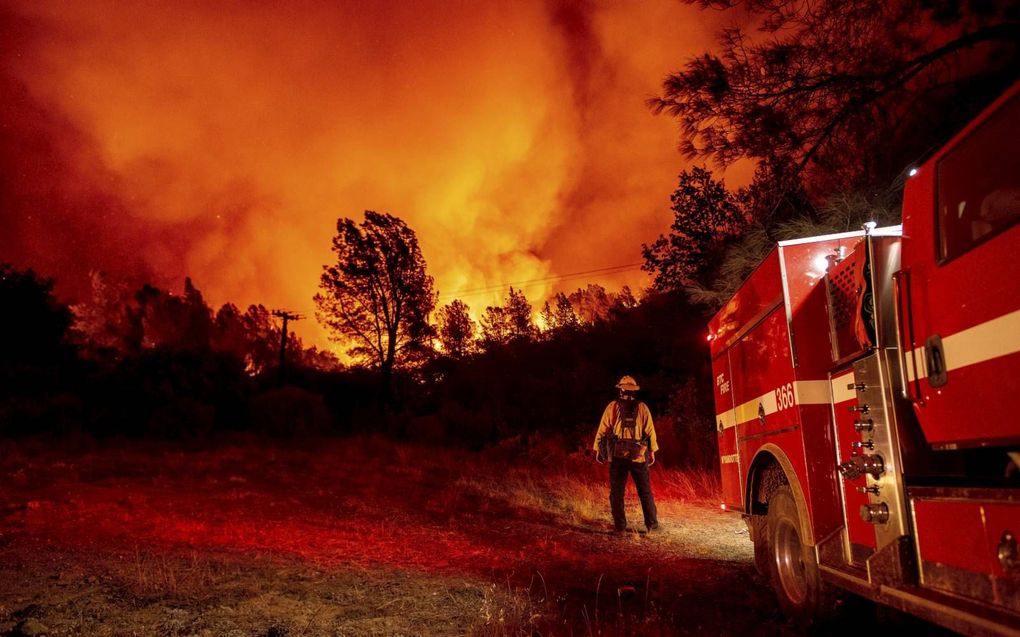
[436,299,476,358]
[540,292,580,336]
[568,284,614,325]
[735,157,815,230]
[612,286,639,311]
[76,278,218,355]
[133,278,213,351]
[651,0,1020,194]
[295,346,344,373]
[0,263,72,366]
[480,306,510,348]
[212,302,289,375]
[539,301,555,336]
[505,287,538,342]
[211,303,248,360]
[315,211,436,405]
[480,287,538,349]
[642,167,748,292]
[72,271,137,358]
[73,272,324,376]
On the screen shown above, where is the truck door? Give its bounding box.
[899,89,1020,449]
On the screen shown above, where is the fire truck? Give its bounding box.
[709,82,1020,634]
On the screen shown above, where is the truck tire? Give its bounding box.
[766,485,835,626]
[748,514,770,579]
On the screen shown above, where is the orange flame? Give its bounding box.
[0,1,747,349]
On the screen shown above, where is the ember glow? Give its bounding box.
[0,1,738,348]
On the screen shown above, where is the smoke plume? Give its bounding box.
[0,0,738,348]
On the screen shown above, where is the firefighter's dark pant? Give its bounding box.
[609,459,658,530]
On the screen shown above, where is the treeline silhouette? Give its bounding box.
[0,262,717,470]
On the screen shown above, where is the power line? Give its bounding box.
[442,268,644,301]
[444,262,640,296]
[437,262,645,300]
[288,262,648,313]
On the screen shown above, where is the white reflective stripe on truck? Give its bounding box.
[829,371,856,404]
[794,380,831,405]
[716,380,832,429]
[717,410,736,430]
[905,308,1020,382]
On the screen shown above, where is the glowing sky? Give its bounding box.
[0,0,747,348]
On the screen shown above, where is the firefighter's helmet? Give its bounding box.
[615,375,640,391]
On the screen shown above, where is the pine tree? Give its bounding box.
[315,211,436,404]
[437,299,476,358]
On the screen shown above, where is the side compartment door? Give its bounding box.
[900,90,1020,448]
[713,352,741,508]
[829,367,877,565]
[730,306,806,520]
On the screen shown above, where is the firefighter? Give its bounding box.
[593,375,659,533]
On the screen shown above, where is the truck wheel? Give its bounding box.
[767,485,834,625]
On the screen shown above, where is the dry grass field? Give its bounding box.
[0,435,793,636]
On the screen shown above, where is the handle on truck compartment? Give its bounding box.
[892,269,924,405]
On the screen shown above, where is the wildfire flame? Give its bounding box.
[0,1,745,348]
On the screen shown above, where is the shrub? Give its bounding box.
[147,397,217,439]
[250,386,332,437]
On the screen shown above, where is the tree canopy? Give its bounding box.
[436,299,476,358]
[643,0,1018,304]
[480,287,538,348]
[72,272,337,373]
[315,211,436,401]
[540,292,580,336]
[651,0,1020,194]
[0,263,72,367]
[642,167,748,292]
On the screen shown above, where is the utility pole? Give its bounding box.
[271,310,303,384]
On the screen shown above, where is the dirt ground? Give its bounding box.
[0,437,811,636]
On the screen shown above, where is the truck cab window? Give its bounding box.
[936,94,1020,263]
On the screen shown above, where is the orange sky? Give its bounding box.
[0,0,749,350]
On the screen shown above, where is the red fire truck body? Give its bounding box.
[709,83,1020,634]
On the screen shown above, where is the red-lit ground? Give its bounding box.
[0,436,793,636]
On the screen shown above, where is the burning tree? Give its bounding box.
[315,211,436,404]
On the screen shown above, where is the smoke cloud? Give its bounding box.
[0,0,739,348]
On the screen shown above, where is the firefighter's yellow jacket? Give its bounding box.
[593,400,658,462]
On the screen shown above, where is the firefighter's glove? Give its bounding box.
[593,449,604,464]
[648,452,655,467]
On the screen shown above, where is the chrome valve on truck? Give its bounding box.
[838,454,885,480]
[853,419,874,432]
[860,503,890,524]
[851,439,875,452]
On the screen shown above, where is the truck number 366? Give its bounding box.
[775,383,795,411]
